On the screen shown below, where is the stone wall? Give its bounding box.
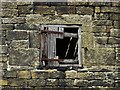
[0,1,120,90]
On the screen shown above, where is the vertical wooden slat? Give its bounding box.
[78,27,82,67]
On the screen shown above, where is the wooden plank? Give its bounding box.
[42,58,63,61]
[60,59,78,64]
[78,27,82,67]
[64,33,78,38]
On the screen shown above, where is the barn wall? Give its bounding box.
[0,1,120,89]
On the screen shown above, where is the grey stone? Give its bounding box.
[93,20,113,26]
[0,45,8,54]
[46,79,58,86]
[101,7,120,13]
[114,21,120,29]
[28,79,45,87]
[76,6,94,15]
[0,54,8,62]
[50,71,65,79]
[2,2,17,9]
[74,79,88,87]
[0,37,6,45]
[7,31,28,40]
[29,31,40,48]
[9,40,29,49]
[1,9,18,17]
[31,70,50,79]
[34,6,55,15]
[0,30,6,37]
[9,48,40,67]
[2,17,25,24]
[2,24,14,30]
[56,6,76,15]
[95,13,110,20]
[15,24,39,30]
[18,5,33,16]
[4,70,17,78]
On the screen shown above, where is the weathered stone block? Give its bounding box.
[77,72,94,80]
[88,80,114,87]
[46,79,58,86]
[88,66,115,72]
[0,45,8,54]
[94,72,106,80]
[0,30,6,37]
[2,17,25,24]
[28,79,45,87]
[0,54,8,62]
[68,2,88,5]
[65,70,77,79]
[74,79,88,87]
[17,2,32,5]
[8,79,27,87]
[57,6,76,15]
[110,29,120,37]
[115,80,120,87]
[9,48,40,67]
[112,2,120,6]
[29,31,40,48]
[101,7,120,13]
[0,80,8,86]
[2,2,17,9]
[15,24,39,30]
[34,6,55,15]
[94,13,110,20]
[2,9,18,17]
[83,48,116,67]
[59,79,74,87]
[9,40,29,49]
[92,26,107,33]
[110,14,120,21]
[50,71,65,79]
[106,72,116,80]
[31,70,50,79]
[0,37,6,45]
[76,6,94,15]
[114,21,120,29]
[18,70,31,79]
[4,70,17,78]
[89,2,111,6]
[2,24,14,30]
[18,5,33,16]
[95,7,100,13]
[93,20,113,26]
[7,31,28,40]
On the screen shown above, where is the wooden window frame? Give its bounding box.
[40,25,82,68]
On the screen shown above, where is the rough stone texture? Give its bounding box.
[2,17,25,24]
[1,1,120,89]
[18,71,31,79]
[65,70,77,79]
[1,9,18,17]
[2,2,17,9]
[76,6,94,15]
[29,31,40,48]
[18,5,33,16]
[6,30,28,40]
[34,6,55,15]
[56,6,76,15]
[9,40,29,49]
[9,48,40,67]
[2,24,14,30]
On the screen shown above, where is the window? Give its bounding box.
[40,25,82,68]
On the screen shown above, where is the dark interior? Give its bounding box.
[56,28,78,59]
